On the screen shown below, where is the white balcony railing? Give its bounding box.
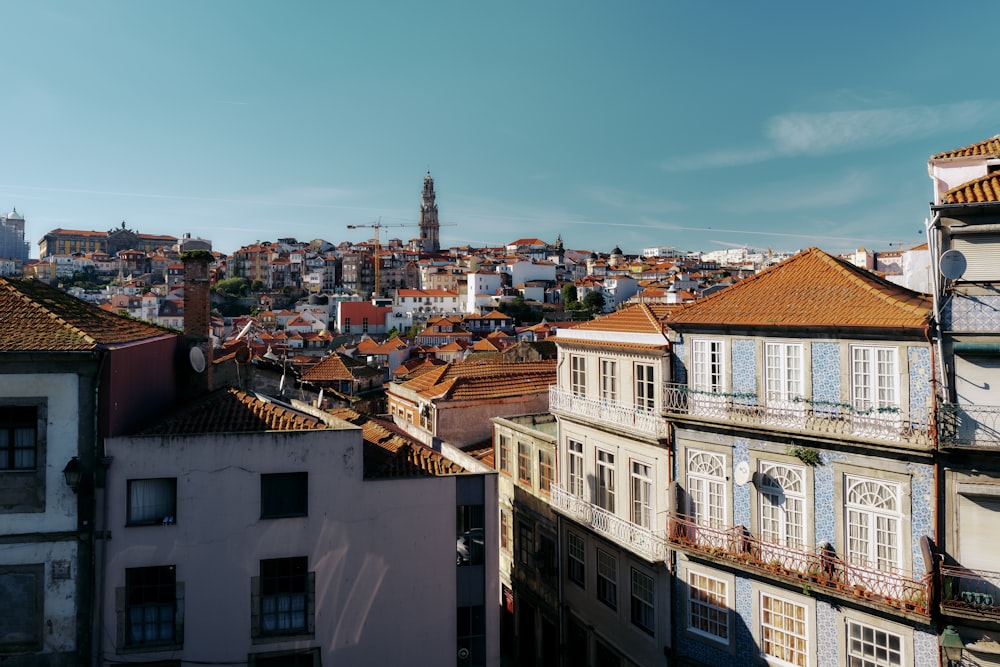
[548,387,667,439]
[551,483,668,562]
[663,383,932,447]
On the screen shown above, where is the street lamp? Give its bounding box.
[939,625,964,666]
[62,456,81,493]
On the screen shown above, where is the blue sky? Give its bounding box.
[4,2,999,258]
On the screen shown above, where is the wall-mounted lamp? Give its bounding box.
[62,456,82,494]
[939,625,964,666]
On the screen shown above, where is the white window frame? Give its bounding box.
[845,475,902,591]
[686,449,727,547]
[757,462,806,565]
[765,341,805,425]
[600,358,618,402]
[635,362,656,413]
[596,449,616,512]
[687,569,729,644]
[850,345,900,436]
[570,354,586,397]
[567,531,585,587]
[630,568,655,636]
[596,548,617,609]
[845,618,904,667]
[630,460,653,529]
[567,439,584,497]
[759,591,809,667]
[692,339,725,393]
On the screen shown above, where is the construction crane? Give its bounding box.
[346,218,418,298]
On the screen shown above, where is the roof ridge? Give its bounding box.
[815,249,928,316]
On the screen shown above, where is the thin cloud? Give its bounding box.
[660,100,1000,172]
[733,170,874,213]
[579,185,684,214]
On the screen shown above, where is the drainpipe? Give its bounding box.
[926,213,948,402]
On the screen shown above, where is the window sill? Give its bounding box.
[251,632,315,646]
[118,641,184,654]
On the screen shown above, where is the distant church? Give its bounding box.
[419,171,440,253]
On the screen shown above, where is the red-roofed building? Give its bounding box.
[337,301,393,336]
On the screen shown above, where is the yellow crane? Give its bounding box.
[346,218,418,298]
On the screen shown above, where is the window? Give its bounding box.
[457,605,486,667]
[600,358,617,402]
[631,568,655,635]
[567,532,585,587]
[362,317,368,333]
[538,449,554,494]
[517,442,532,485]
[635,363,655,412]
[688,570,728,643]
[845,476,900,575]
[127,478,177,526]
[457,504,485,566]
[596,549,617,609]
[631,461,652,529]
[500,510,512,554]
[851,346,900,435]
[253,557,313,639]
[0,406,35,470]
[596,449,616,512]
[567,439,584,497]
[758,462,805,551]
[260,473,308,519]
[0,564,43,653]
[571,355,586,396]
[518,523,535,566]
[538,534,557,578]
[691,339,724,394]
[846,620,902,667]
[122,565,181,648]
[686,449,727,544]
[760,592,808,667]
[343,317,350,332]
[765,341,804,406]
[498,434,510,473]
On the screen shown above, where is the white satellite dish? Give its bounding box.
[189,346,206,373]
[940,249,967,280]
[734,461,751,486]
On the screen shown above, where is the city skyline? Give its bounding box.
[4,2,1000,258]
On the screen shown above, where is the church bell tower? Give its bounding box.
[419,171,440,253]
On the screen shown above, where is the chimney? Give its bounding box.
[182,250,214,392]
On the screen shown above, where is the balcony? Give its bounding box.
[551,483,668,562]
[548,387,667,440]
[667,514,931,616]
[938,404,1000,448]
[663,383,932,448]
[941,565,1000,620]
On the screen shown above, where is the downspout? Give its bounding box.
[93,350,109,667]
[926,213,948,403]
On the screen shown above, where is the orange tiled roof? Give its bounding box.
[143,388,326,434]
[0,277,173,351]
[666,247,932,330]
[327,407,465,478]
[942,171,1000,204]
[564,303,672,335]
[399,359,556,401]
[931,134,1000,160]
[301,353,380,382]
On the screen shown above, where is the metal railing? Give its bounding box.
[667,514,931,615]
[663,383,932,447]
[549,387,668,439]
[938,404,1000,448]
[941,565,1000,616]
[551,484,668,562]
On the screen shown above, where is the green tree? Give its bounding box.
[250,279,265,293]
[582,290,606,314]
[561,282,577,304]
[215,277,249,296]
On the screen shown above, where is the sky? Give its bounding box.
[4,2,1000,259]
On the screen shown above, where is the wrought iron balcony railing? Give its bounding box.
[667,514,931,615]
[941,565,1000,617]
[662,383,932,447]
[549,386,667,439]
[551,483,668,562]
[938,404,1000,448]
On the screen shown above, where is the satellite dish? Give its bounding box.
[940,249,967,280]
[189,346,206,373]
[734,460,751,486]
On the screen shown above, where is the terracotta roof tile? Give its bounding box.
[143,388,326,434]
[301,353,381,382]
[942,171,1000,204]
[666,247,931,330]
[931,134,1000,160]
[399,358,556,401]
[568,303,672,335]
[326,407,466,477]
[0,277,173,351]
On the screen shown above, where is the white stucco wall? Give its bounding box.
[102,427,487,666]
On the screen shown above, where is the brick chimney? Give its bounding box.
[182,251,214,391]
